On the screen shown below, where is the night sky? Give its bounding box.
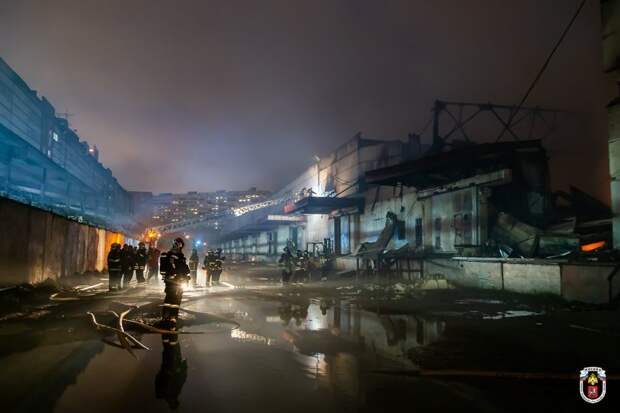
[0,0,613,202]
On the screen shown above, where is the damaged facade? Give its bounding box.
[217,119,616,304]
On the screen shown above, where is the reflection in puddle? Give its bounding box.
[156,334,187,409]
[482,310,544,319]
[264,300,446,407]
[271,298,445,366]
[6,295,446,412]
[231,329,277,346]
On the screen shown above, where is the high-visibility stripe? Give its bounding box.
[162,303,180,308]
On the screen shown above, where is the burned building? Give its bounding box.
[365,140,553,254]
[215,103,616,304]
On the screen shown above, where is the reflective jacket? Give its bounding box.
[107,249,122,272]
[135,247,148,269]
[120,247,135,269]
[168,249,190,278]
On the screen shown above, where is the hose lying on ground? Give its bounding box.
[162,305,241,331]
[51,282,153,302]
[87,311,149,357]
[109,311,206,335]
[88,304,240,357]
[51,282,109,301]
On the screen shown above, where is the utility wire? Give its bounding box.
[496,0,587,142]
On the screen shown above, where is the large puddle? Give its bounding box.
[2,292,447,413]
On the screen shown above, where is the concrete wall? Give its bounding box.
[425,257,615,304]
[0,197,125,285]
[562,264,618,304]
[503,262,561,295]
[444,260,504,290]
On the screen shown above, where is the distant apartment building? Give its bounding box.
[0,57,131,227]
[133,188,271,233]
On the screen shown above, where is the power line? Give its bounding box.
[496,0,587,142]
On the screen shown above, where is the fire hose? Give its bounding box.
[88,305,240,357]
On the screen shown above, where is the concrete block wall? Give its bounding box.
[0,197,125,285]
[502,262,561,295]
[461,261,503,290]
[425,257,615,304]
[562,264,617,304]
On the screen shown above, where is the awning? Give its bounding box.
[218,215,308,242]
[284,196,364,215]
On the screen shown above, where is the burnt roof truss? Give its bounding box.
[429,100,560,154]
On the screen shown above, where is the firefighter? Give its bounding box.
[293,249,307,282]
[278,247,295,283]
[120,244,136,289]
[161,237,190,331]
[107,243,122,291]
[147,245,161,284]
[202,250,216,286]
[189,247,199,287]
[213,248,225,284]
[203,249,224,286]
[135,242,148,284]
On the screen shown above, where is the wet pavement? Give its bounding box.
[1,262,619,412]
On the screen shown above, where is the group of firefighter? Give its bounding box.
[278,245,327,283]
[106,237,226,331]
[106,242,161,290]
[106,240,225,292]
[189,247,225,286]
